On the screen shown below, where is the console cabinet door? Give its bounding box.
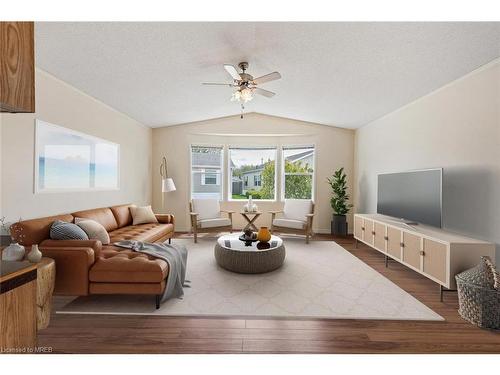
[402,232,421,270]
[386,227,401,259]
[373,222,386,252]
[354,216,363,240]
[422,239,447,284]
[364,219,374,246]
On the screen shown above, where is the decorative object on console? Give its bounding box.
[130,205,159,225]
[1,241,25,261]
[328,167,353,236]
[27,244,42,263]
[257,226,271,242]
[75,218,110,244]
[456,256,500,329]
[243,195,258,213]
[50,220,89,240]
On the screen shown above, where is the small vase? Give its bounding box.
[2,242,25,261]
[257,227,271,242]
[27,244,42,263]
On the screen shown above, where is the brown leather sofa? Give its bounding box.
[10,204,174,308]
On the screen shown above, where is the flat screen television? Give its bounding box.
[377,169,442,227]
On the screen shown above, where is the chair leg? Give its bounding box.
[193,227,198,243]
[306,232,310,244]
[155,295,161,309]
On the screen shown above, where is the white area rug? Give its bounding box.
[57,237,443,321]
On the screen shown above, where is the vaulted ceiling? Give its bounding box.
[35,22,500,128]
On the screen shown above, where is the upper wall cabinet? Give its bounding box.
[0,22,35,113]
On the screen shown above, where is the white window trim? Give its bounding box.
[228,146,278,202]
[281,145,316,201]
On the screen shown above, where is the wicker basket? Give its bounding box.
[455,256,500,329]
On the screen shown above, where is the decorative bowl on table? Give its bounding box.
[239,231,258,246]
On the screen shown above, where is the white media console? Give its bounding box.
[354,213,496,301]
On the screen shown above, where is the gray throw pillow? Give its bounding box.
[50,220,89,240]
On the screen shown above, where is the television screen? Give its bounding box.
[377,169,442,227]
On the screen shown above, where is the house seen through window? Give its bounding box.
[191,145,223,199]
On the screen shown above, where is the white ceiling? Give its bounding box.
[35,22,500,128]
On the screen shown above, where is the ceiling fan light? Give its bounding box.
[240,88,253,102]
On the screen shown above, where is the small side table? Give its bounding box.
[36,257,55,330]
[240,211,262,232]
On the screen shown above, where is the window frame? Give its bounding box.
[227,145,278,202]
[281,144,316,201]
[190,144,224,200]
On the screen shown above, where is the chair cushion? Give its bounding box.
[50,220,90,240]
[110,204,134,228]
[130,205,158,225]
[273,218,305,230]
[283,199,312,221]
[199,217,231,228]
[75,218,110,245]
[108,223,174,243]
[90,245,168,283]
[192,199,220,220]
[72,207,119,232]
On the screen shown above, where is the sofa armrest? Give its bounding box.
[39,240,101,296]
[155,214,175,225]
[40,239,102,257]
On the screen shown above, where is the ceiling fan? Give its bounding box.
[202,62,281,109]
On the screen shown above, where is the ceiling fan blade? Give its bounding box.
[202,82,234,86]
[252,71,281,85]
[223,64,242,81]
[253,87,276,98]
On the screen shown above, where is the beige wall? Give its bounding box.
[354,59,500,263]
[0,68,152,224]
[152,113,355,232]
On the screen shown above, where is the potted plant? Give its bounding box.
[327,168,353,236]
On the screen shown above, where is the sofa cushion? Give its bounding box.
[9,214,74,246]
[192,199,220,220]
[110,204,134,228]
[75,218,110,245]
[199,217,231,228]
[273,218,305,230]
[50,220,90,240]
[108,223,174,243]
[90,246,168,283]
[283,199,313,221]
[72,207,119,232]
[130,205,158,225]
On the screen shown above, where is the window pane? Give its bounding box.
[42,145,91,189]
[283,146,314,199]
[284,175,312,199]
[191,146,223,199]
[230,148,276,200]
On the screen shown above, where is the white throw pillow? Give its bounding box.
[75,218,110,244]
[130,205,158,225]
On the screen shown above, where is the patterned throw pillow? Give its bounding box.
[50,220,89,240]
[75,218,110,244]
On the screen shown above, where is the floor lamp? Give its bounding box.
[160,157,176,209]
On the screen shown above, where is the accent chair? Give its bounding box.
[269,199,314,243]
[189,199,234,243]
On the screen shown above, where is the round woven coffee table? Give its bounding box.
[214,233,285,274]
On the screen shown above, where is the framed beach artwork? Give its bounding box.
[35,119,120,192]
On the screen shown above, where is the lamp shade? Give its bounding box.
[162,178,176,193]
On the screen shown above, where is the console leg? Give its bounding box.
[155,295,161,309]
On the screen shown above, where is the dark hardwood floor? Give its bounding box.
[38,234,500,354]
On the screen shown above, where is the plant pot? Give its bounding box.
[331,215,348,236]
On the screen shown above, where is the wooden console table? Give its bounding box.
[354,214,496,301]
[0,261,37,352]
